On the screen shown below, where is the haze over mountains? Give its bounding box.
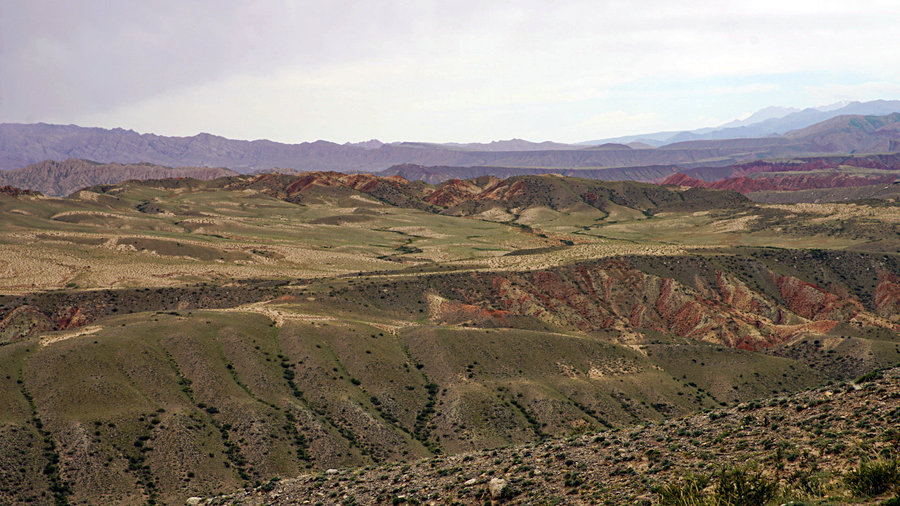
[581,99,900,145]
[3,100,900,179]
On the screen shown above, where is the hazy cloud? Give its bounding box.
[2,0,899,142]
[805,82,900,105]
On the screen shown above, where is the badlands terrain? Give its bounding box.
[0,167,898,504]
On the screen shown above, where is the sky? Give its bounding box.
[2,0,900,144]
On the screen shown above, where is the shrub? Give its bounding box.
[657,466,779,505]
[856,370,884,384]
[713,467,777,506]
[787,470,826,499]
[882,495,900,506]
[655,474,709,506]
[844,459,899,498]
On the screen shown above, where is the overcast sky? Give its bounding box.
[2,0,899,143]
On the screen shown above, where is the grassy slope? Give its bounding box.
[0,174,898,503]
[0,304,847,504]
[219,368,900,505]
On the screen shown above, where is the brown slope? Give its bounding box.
[663,171,900,193]
[224,172,749,217]
[14,249,896,353]
[0,158,238,197]
[418,257,898,352]
[784,112,900,152]
[662,173,709,187]
[379,163,683,184]
[339,250,900,355]
[0,281,288,343]
[227,171,439,212]
[748,181,900,203]
[0,185,42,197]
[432,175,749,216]
[422,178,493,206]
[683,152,900,180]
[217,368,900,506]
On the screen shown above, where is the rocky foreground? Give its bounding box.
[206,368,900,505]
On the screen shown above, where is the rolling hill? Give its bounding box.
[1,172,898,504]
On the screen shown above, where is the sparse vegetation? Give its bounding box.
[214,369,900,504]
[844,459,900,498]
[655,474,709,506]
[1,172,899,504]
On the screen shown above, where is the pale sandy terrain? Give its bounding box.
[40,325,102,346]
[765,203,900,223]
[478,242,703,271]
[3,184,897,295]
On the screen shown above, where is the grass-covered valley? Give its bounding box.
[1,172,899,504]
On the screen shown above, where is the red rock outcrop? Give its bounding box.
[662,171,900,194]
[661,173,708,188]
[0,185,42,197]
[280,172,410,196]
[0,305,53,343]
[56,306,88,330]
[430,260,899,351]
[875,271,900,321]
[424,179,485,206]
[429,296,512,327]
[441,261,778,350]
[774,275,863,321]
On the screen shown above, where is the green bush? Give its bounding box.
[787,470,826,499]
[656,466,780,505]
[844,459,899,498]
[655,474,709,506]
[856,370,884,384]
[713,467,778,506]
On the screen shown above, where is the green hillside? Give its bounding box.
[0,172,898,504]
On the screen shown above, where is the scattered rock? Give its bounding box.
[199,369,900,505]
[488,477,508,499]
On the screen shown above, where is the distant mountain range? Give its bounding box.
[0,122,759,173]
[580,99,900,146]
[1,103,900,181]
